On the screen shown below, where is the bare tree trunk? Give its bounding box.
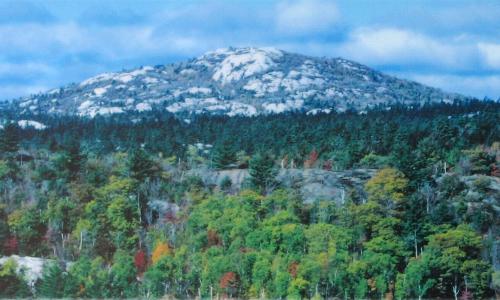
[414,230,418,258]
[61,232,65,251]
[79,231,83,251]
[452,284,459,300]
[426,196,430,214]
[137,191,142,224]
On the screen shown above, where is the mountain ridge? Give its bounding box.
[6,47,470,118]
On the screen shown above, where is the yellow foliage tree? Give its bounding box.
[151,242,171,264]
[365,168,408,212]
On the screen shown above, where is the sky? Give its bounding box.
[1,0,499,100]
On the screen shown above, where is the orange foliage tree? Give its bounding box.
[151,241,171,264]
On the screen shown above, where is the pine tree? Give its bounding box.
[213,140,236,169]
[249,152,277,194]
[129,148,157,182]
[0,123,20,156]
[63,137,86,181]
[0,259,31,298]
[0,205,10,255]
[36,262,65,298]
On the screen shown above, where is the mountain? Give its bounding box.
[8,47,468,118]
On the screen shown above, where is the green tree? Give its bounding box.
[398,256,435,300]
[249,152,277,194]
[0,123,20,155]
[425,225,491,299]
[36,262,66,298]
[75,177,136,258]
[0,258,31,298]
[58,138,86,181]
[107,193,139,251]
[65,256,109,298]
[46,197,78,237]
[143,255,175,297]
[0,160,14,180]
[8,207,47,255]
[492,271,500,299]
[213,140,236,169]
[462,147,495,175]
[129,148,158,182]
[108,250,139,298]
[250,253,272,297]
[0,205,9,255]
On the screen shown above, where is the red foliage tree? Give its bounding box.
[491,163,500,177]
[460,290,472,300]
[4,237,18,255]
[219,271,239,297]
[207,229,222,247]
[164,210,179,223]
[323,160,333,171]
[134,249,147,273]
[304,149,319,168]
[288,261,299,278]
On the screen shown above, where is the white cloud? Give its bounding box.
[0,22,207,61]
[0,84,49,100]
[0,2,499,101]
[0,61,55,77]
[276,0,339,34]
[478,42,500,69]
[405,73,500,99]
[337,27,472,68]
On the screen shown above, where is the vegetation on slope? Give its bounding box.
[0,101,499,299]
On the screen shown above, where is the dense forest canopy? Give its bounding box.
[0,100,499,299]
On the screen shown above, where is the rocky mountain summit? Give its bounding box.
[9,47,467,119]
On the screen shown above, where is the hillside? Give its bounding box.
[0,97,499,299]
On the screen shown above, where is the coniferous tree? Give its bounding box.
[36,262,66,298]
[213,140,236,169]
[59,137,86,181]
[0,123,20,156]
[249,152,277,194]
[0,205,10,255]
[0,259,31,298]
[129,148,157,182]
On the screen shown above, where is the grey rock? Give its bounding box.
[190,167,375,204]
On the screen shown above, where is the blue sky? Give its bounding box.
[1,0,499,100]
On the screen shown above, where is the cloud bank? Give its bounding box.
[0,0,499,100]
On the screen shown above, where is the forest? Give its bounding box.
[0,100,499,299]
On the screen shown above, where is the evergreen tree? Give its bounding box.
[0,205,9,255]
[36,262,66,298]
[0,259,31,298]
[129,148,157,182]
[212,140,236,169]
[249,152,277,194]
[0,123,20,156]
[108,250,139,298]
[59,137,86,181]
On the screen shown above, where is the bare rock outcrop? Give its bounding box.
[189,167,376,204]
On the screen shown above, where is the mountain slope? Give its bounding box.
[10,47,468,118]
